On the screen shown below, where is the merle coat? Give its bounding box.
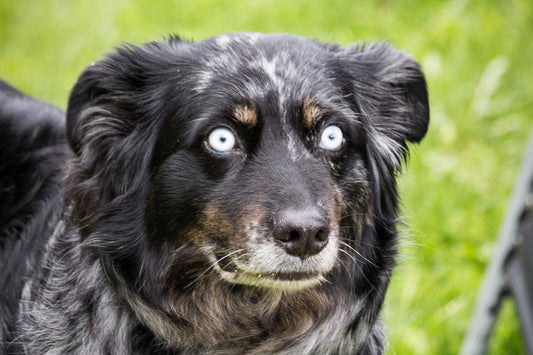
[0,33,429,354]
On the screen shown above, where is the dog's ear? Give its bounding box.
[65,41,187,221]
[341,42,429,148]
[66,37,188,157]
[340,42,429,214]
[67,48,145,156]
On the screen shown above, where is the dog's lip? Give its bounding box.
[223,266,321,281]
[211,252,324,284]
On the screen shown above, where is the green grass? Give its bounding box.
[1,0,532,353]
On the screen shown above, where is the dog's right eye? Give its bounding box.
[319,124,344,151]
[207,127,236,153]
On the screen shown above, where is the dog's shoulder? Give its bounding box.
[0,81,70,348]
[0,80,69,227]
[0,80,68,229]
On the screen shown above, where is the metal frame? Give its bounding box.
[461,133,533,355]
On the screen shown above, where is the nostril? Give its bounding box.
[289,230,300,243]
[315,229,328,242]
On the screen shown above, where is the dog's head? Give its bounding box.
[66,33,428,295]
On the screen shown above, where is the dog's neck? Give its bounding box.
[18,218,383,354]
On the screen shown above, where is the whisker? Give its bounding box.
[184,249,244,289]
[339,240,378,268]
[338,248,357,264]
[338,247,376,292]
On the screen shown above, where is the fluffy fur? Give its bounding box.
[0,33,429,354]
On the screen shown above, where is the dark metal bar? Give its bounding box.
[460,133,533,355]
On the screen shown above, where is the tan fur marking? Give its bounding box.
[303,101,324,127]
[240,206,266,229]
[202,203,235,239]
[234,105,257,126]
[180,203,235,247]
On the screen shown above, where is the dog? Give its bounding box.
[0,33,429,354]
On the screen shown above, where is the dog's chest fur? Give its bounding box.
[17,217,383,354]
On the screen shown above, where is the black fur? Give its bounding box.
[0,33,429,354]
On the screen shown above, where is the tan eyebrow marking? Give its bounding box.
[234,105,257,126]
[302,101,324,127]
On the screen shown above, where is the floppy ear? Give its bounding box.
[67,37,188,157]
[65,43,175,223]
[340,42,429,215]
[66,65,127,157]
[66,49,146,157]
[341,42,429,153]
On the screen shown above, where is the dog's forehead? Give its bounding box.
[190,33,342,103]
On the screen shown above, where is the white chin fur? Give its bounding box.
[215,265,326,291]
[244,231,339,274]
[206,242,337,291]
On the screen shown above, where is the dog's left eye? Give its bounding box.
[319,125,344,151]
[207,127,236,153]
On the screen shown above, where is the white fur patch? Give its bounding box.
[195,71,214,93]
[214,34,233,48]
[373,132,404,170]
[285,134,311,161]
[203,223,339,291]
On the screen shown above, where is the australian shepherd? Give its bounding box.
[0,33,429,354]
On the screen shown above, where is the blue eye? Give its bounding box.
[319,125,344,151]
[207,127,236,153]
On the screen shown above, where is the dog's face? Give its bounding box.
[147,34,375,290]
[66,33,428,295]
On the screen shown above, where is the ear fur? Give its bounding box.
[65,43,177,227]
[66,37,188,157]
[342,42,429,148]
[66,48,146,157]
[340,42,429,216]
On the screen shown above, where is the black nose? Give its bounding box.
[273,208,329,260]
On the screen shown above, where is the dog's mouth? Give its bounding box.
[208,251,326,290]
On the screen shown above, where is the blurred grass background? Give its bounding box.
[1,0,532,353]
